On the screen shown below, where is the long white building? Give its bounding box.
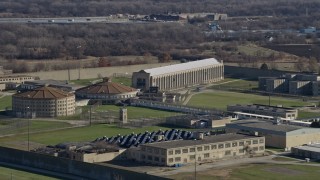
[132,58,224,91]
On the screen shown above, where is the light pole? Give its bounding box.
[27,106,30,151]
[194,139,197,180]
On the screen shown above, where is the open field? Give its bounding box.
[169,164,320,180]
[0,166,58,180]
[0,124,172,149]
[0,120,73,136]
[0,95,12,110]
[210,78,258,90]
[70,77,131,87]
[187,91,312,110]
[298,110,320,119]
[95,105,182,119]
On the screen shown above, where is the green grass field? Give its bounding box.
[187,91,311,110]
[70,77,131,87]
[298,110,320,119]
[0,95,12,110]
[0,124,172,149]
[211,79,258,90]
[0,120,72,136]
[0,166,58,180]
[95,105,181,119]
[169,164,320,180]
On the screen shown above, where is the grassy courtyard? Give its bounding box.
[0,124,173,149]
[297,110,320,119]
[95,105,181,119]
[169,164,320,180]
[187,91,311,110]
[0,95,12,110]
[0,166,58,180]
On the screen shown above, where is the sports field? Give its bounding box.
[187,91,311,110]
[169,164,320,180]
[0,166,58,180]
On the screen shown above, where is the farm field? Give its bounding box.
[187,91,312,110]
[0,166,58,180]
[169,164,320,180]
[0,124,173,149]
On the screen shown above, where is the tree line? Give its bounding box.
[0,0,320,18]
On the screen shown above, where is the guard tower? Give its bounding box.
[120,107,128,124]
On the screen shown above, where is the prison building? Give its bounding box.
[132,58,224,91]
[131,133,264,166]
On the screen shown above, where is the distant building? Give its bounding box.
[76,77,138,104]
[166,114,232,128]
[227,104,298,120]
[291,144,320,160]
[12,86,75,117]
[19,79,79,92]
[226,119,320,149]
[300,27,316,34]
[132,58,224,91]
[130,133,264,166]
[259,73,320,96]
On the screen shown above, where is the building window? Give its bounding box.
[141,155,146,159]
[246,141,251,145]
[259,146,265,151]
[253,140,258,144]
[225,150,231,155]
[169,158,173,163]
[239,142,244,146]
[204,146,210,151]
[168,150,173,155]
[175,157,181,162]
[190,148,195,152]
[239,149,244,153]
[225,143,231,148]
[154,157,160,162]
[218,144,224,149]
[161,158,165,162]
[259,139,264,144]
[197,147,203,151]
[161,150,165,155]
[182,149,188,153]
[189,155,195,160]
[154,149,159,154]
[175,149,181,154]
[211,145,217,149]
[204,153,210,158]
[147,156,152,160]
[253,147,258,152]
[232,142,237,147]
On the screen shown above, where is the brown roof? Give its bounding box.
[76,78,137,95]
[13,86,74,99]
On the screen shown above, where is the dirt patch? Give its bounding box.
[263,167,305,175]
[203,168,232,178]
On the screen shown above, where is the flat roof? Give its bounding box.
[142,58,221,76]
[294,144,320,153]
[227,120,303,132]
[142,133,260,149]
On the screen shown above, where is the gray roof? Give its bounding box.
[227,120,303,132]
[293,144,320,153]
[142,133,260,149]
[143,58,221,76]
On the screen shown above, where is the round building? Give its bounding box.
[75,78,138,104]
[12,86,75,118]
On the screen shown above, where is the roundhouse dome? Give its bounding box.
[75,78,138,104]
[12,86,75,117]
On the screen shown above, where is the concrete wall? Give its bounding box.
[0,147,169,180]
[286,132,320,149]
[224,66,289,80]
